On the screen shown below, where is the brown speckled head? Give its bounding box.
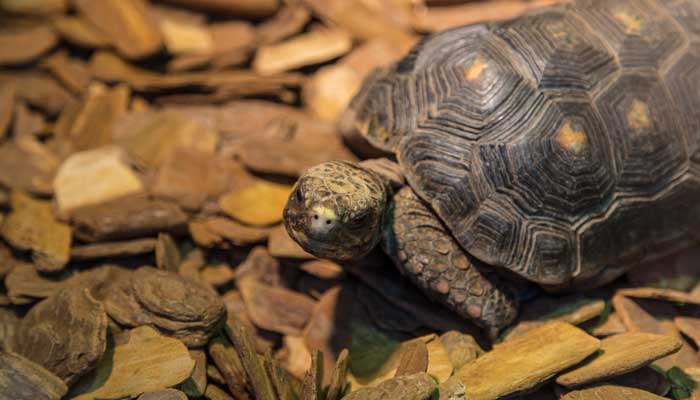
[283,161,389,260]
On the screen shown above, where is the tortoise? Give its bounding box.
[284,0,700,337]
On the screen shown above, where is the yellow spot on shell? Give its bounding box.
[464,57,488,83]
[627,99,652,131]
[613,10,643,34]
[556,122,587,155]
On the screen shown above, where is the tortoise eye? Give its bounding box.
[349,213,371,228]
[295,188,304,203]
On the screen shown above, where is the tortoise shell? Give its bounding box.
[342,0,700,286]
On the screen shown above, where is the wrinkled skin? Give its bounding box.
[283,161,389,261]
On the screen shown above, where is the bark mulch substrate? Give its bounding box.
[0,0,699,399]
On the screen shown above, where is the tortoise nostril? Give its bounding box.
[313,214,319,220]
[326,220,331,225]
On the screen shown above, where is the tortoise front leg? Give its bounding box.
[382,187,519,338]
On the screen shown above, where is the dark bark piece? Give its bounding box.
[70,238,156,260]
[263,351,299,400]
[0,307,20,351]
[74,0,162,59]
[0,24,58,65]
[395,341,429,377]
[0,351,68,400]
[71,195,187,242]
[605,367,671,396]
[181,349,207,398]
[326,348,349,400]
[156,233,181,272]
[238,278,316,336]
[343,373,437,400]
[138,389,188,400]
[208,335,250,399]
[104,267,226,347]
[226,322,277,400]
[301,349,323,400]
[13,288,107,385]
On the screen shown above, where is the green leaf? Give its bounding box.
[665,366,697,400]
[346,322,400,379]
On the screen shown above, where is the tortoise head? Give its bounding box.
[283,161,389,261]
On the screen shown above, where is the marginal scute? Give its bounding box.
[659,0,700,39]
[574,0,686,69]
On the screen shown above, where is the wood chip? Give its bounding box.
[0,0,66,15]
[207,335,249,399]
[411,0,572,32]
[158,16,212,55]
[299,260,344,280]
[71,326,195,400]
[1,191,72,272]
[90,51,303,92]
[0,139,58,195]
[254,28,352,75]
[202,217,272,246]
[152,149,254,211]
[51,15,110,48]
[0,24,58,65]
[70,195,187,242]
[204,384,235,400]
[209,21,257,69]
[440,331,484,370]
[115,110,219,167]
[13,288,107,384]
[557,332,682,387]
[302,0,415,47]
[0,81,14,139]
[159,0,280,19]
[41,50,91,93]
[257,4,311,45]
[74,0,162,59]
[343,372,437,400]
[138,389,188,400]
[591,312,627,337]
[1,72,75,115]
[505,297,606,339]
[0,351,68,400]
[454,321,600,400]
[560,384,668,400]
[219,180,292,226]
[54,83,126,151]
[226,321,277,400]
[395,341,429,377]
[675,317,700,348]
[105,267,226,347]
[239,278,316,336]
[619,287,700,305]
[54,147,144,215]
[71,238,156,260]
[301,349,324,400]
[278,335,312,380]
[268,224,315,259]
[181,349,207,398]
[0,307,19,350]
